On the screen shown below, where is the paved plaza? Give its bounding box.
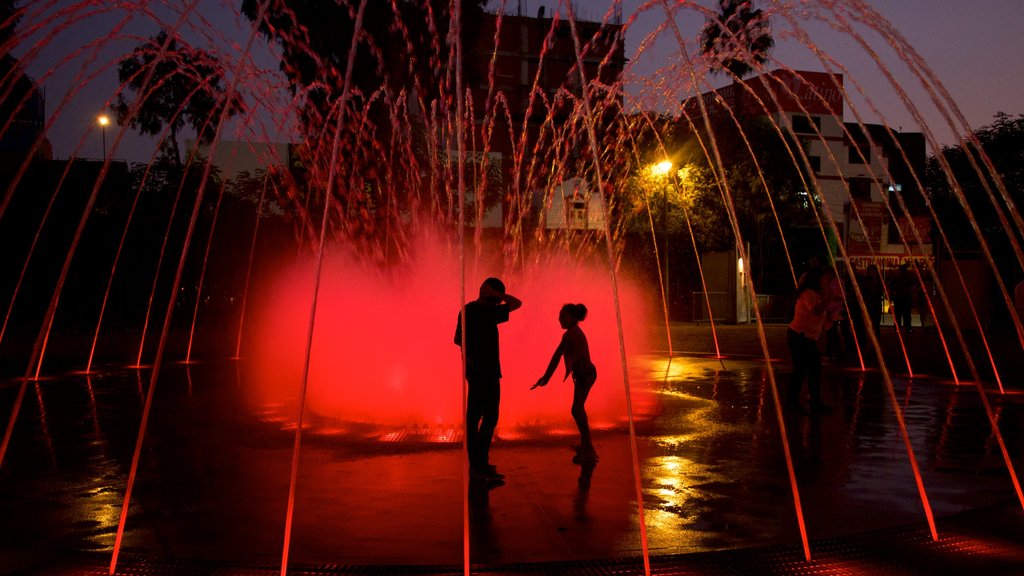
[1,323,1023,574]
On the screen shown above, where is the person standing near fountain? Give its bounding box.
[863,264,885,334]
[532,303,598,463]
[455,278,522,482]
[889,263,916,333]
[785,267,843,413]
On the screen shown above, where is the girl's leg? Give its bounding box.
[571,377,595,452]
[807,346,826,408]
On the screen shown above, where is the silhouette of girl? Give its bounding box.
[533,303,598,462]
[786,266,842,413]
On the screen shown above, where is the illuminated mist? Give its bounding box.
[244,232,657,437]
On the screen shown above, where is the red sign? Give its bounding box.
[747,70,844,115]
[847,200,884,253]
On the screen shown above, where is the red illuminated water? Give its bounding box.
[243,233,656,434]
[3,1,1024,574]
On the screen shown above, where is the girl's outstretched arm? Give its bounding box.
[533,340,564,389]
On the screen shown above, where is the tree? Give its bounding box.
[700,0,774,79]
[241,0,487,136]
[617,114,814,294]
[927,112,1024,259]
[113,30,244,167]
[239,0,491,262]
[0,0,45,159]
[0,0,16,43]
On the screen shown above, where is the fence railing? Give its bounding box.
[690,292,791,324]
[755,294,793,323]
[690,291,729,323]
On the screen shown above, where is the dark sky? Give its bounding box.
[619,0,1024,146]
[18,0,1024,162]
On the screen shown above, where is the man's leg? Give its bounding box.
[466,383,483,468]
[896,299,911,331]
[477,380,500,468]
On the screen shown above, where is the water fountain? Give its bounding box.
[1,1,1023,575]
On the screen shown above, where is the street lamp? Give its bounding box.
[651,160,672,176]
[649,160,672,313]
[97,114,109,159]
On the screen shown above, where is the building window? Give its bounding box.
[791,115,820,133]
[887,216,903,245]
[848,177,872,200]
[807,155,821,173]
[848,141,868,164]
[566,198,588,229]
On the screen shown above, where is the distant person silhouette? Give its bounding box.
[863,264,884,334]
[455,278,521,482]
[796,255,824,287]
[889,263,915,333]
[786,266,842,414]
[532,303,598,463]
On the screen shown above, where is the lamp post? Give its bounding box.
[650,160,672,313]
[97,114,109,160]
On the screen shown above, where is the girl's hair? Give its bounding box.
[560,303,588,322]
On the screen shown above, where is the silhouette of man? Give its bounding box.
[455,278,521,481]
[889,263,915,332]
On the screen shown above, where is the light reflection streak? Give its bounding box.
[33,380,57,468]
[84,374,108,462]
[646,455,701,532]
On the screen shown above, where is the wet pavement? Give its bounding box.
[1,323,1024,574]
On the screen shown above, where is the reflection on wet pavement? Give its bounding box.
[0,353,1021,569]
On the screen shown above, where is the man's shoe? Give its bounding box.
[470,466,504,481]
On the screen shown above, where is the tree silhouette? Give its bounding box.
[113,30,244,167]
[700,0,774,79]
[238,0,489,262]
[240,0,487,136]
[0,0,44,157]
[0,0,18,44]
[928,112,1024,254]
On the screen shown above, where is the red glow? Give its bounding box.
[244,238,658,435]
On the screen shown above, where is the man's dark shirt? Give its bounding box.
[455,301,511,380]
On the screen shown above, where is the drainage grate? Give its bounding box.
[6,501,1024,576]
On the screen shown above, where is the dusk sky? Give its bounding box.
[17,0,1024,163]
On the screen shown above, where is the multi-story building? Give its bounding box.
[684,69,931,274]
[463,6,625,232]
[842,121,929,269]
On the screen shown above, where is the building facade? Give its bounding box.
[685,69,931,273]
[463,8,625,232]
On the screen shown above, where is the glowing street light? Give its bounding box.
[97,114,109,159]
[651,160,672,176]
